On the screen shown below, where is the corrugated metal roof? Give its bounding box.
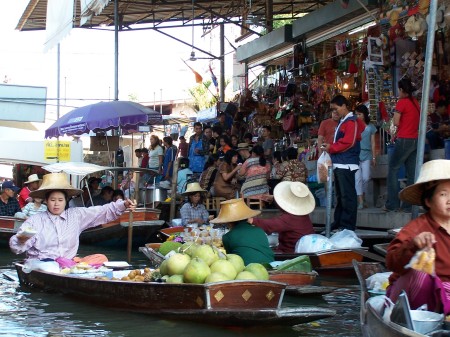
[16,0,333,31]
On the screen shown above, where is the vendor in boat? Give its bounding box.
[386,159,450,314]
[248,181,315,253]
[9,172,136,264]
[211,198,274,265]
[180,182,211,226]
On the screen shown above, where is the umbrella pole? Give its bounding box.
[127,210,134,263]
[169,158,180,222]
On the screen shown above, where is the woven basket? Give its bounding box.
[143,243,165,267]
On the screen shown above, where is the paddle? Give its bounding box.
[127,208,134,264]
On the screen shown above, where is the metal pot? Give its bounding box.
[139,187,167,206]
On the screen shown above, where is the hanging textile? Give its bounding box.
[44,0,74,52]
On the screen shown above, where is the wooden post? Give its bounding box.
[127,210,134,263]
[169,158,179,222]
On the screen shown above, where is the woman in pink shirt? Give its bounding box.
[10,173,135,262]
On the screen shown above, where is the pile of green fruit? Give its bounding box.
[156,242,269,284]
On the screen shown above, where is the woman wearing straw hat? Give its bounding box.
[211,199,274,265]
[248,182,315,253]
[10,173,136,264]
[180,182,212,226]
[386,160,450,314]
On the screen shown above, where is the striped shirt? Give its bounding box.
[10,200,127,261]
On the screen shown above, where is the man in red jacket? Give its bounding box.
[322,95,364,231]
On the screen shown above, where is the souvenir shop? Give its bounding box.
[235,0,449,157]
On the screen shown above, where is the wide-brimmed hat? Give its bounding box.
[210,198,261,223]
[30,173,82,199]
[399,160,450,205]
[237,143,251,151]
[24,174,41,185]
[273,181,315,215]
[182,182,206,196]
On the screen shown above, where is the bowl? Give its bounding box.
[411,310,443,334]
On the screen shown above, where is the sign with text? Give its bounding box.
[44,141,71,161]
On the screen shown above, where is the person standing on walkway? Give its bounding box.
[322,95,363,231]
[355,104,377,209]
[384,78,420,212]
[188,122,209,178]
[317,109,340,155]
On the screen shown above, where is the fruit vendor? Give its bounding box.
[10,173,136,265]
[248,181,315,253]
[211,198,274,265]
[180,182,211,226]
[386,160,450,314]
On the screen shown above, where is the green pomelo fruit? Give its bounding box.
[226,254,245,273]
[205,272,230,283]
[183,257,211,284]
[159,259,168,276]
[235,271,258,280]
[192,244,219,266]
[167,274,184,284]
[210,259,237,280]
[244,263,269,280]
[166,253,191,276]
[179,242,199,256]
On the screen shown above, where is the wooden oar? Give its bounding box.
[127,208,134,264]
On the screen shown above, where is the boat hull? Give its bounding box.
[15,263,335,326]
[0,216,24,246]
[275,249,365,277]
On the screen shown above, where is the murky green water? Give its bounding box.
[0,245,362,336]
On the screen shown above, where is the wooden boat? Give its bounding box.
[352,261,448,337]
[275,249,366,278]
[268,270,317,286]
[79,208,165,247]
[373,243,390,257]
[14,263,335,327]
[0,216,24,246]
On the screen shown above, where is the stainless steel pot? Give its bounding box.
[139,187,167,206]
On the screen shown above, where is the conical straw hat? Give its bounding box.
[29,173,82,199]
[210,198,261,224]
[400,160,450,205]
[182,182,206,196]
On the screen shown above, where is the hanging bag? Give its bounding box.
[282,113,296,132]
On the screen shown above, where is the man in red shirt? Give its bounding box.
[317,109,340,155]
[177,136,188,158]
[18,174,41,208]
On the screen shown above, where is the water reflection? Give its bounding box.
[0,246,362,337]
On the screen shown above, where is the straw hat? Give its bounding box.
[237,143,250,151]
[399,160,450,206]
[210,198,261,224]
[182,182,206,196]
[29,173,82,199]
[24,174,41,185]
[389,9,401,27]
[273,181,315,216]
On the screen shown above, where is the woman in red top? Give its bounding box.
[248,181,315,253]
[384,78,420,212]
[386,160,450,314]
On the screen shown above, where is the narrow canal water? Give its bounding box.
[0,245,363,337]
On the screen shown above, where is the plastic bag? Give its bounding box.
[295,234,334,253]
[329,229,363,249]
[317,151,332,183]
[366,272,392,291]
[405,247,435,275]
[23,259,60,274]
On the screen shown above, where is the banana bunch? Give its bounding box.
[411,248,435,275]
